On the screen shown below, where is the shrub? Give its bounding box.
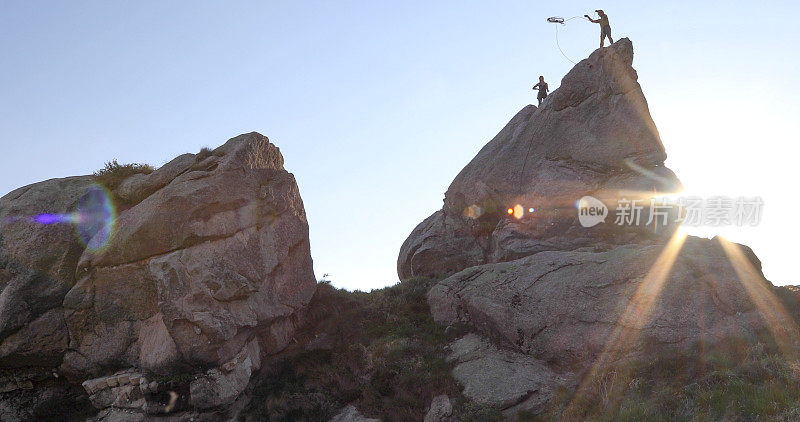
[93,159,154,191]
[196,146,214,162]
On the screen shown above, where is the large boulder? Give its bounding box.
[0,133,317,417]
[61,132,317,398]
[426,235,788,414]
[429,236,775,370]
[398,39,682,280]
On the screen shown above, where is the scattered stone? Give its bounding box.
[446,334,571,414]
[189,340,260,409]
[330,405,381,422]
[424,394,453,422]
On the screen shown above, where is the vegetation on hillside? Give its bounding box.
[528,334,800,421]
[243,277,501,421]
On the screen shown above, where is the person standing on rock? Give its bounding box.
[585,9,614,47]
[532,76,549,107]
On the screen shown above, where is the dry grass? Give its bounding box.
[533,335,800,422]
[93,159,154,191]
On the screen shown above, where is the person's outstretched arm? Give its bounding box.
[585,15,598,23]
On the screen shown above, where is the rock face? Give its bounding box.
[0,132,317,417]
[398,38,682,280]
[430,237,771,368]
[0,176,96,367]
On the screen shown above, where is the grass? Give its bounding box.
[535,336,800,421]
[93,159,154,191]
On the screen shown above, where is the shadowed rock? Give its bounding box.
[0,176,96,366]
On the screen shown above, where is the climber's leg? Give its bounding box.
[601,25,613,47]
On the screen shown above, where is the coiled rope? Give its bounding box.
[547,15,588,65]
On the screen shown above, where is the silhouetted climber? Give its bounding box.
[532,76,549,106]
[585,9,613,47]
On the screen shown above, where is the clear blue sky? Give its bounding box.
[2,1,798,290]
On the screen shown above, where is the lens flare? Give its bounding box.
[26,184,116,252]
[464,204,484,219]
[513,204,524,219]
[32,213,76,225]
[75,185,116,251]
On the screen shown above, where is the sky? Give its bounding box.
[1,1,798,291]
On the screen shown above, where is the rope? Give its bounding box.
[547,15,587,65]
[555,25,576,65]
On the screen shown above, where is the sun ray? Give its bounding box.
[562,228,688,419]
[718,238,800,360]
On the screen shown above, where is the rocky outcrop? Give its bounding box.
[0,132,317,417]
[412,39,789,417]
[398,38,682,280]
